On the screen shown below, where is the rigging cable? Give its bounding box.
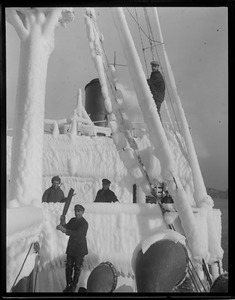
[134,8,149,77]
[158,201,207,292]
[125,8,162,44]
[143,8,155,61]
[121,8,192,195]
[127,8,176,132]
[10,242,34,292]
[128,7,184,136]
[144,7,189,159]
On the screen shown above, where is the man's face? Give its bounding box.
[102,183,110,190]
[151,64,159,72]
[74,209,83,219]
[52,181,60,189]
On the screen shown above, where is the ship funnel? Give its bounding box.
[85,78,108,127]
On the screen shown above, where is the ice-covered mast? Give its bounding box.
[6,7,74,207]
[152,7,223,277]
[111,7,210,264]
[152,8,210,208]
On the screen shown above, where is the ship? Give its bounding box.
[6,7,228,294]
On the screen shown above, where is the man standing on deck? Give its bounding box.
[56,204,89,292]
[161,190,174,204]
[147,60,165,117]
[42,176,66,203]
[94,179,119,203]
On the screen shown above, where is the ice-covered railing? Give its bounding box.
[44,88,111,137]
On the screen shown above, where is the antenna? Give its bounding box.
[108,51,127,68]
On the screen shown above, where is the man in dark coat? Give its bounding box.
[42,176,66,203]
[94,179,119,203]
[161,190,174,204]
[147,60,165,114]
[56,204,89,292]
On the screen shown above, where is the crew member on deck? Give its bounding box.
[161,190,174,204]
[42,176,66,203]
[147,60,165,118]
[56,204,89,293]
[94,179,119,203]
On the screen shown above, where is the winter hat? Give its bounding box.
[74,204,85,212]
[150,60,159,66]
[102,178,111,185]
[51,176,61,183]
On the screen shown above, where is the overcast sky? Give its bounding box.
[6,7,228,190]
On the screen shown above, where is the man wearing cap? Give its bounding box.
[94,179,119,203]
[147,60,165,115]
[42,176,66,203]
[56,204,89,292]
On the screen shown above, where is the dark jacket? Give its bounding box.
[64,217,88,257]
[42,186,65,203]
[147,70,165,106]
[161,195,174,204]
[94,189,119,203]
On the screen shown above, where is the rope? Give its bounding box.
[123,8,189,186]
[202,258,213,287]
[188,257,208,292]
[10,242,34,292]
[159,203,204,292]
[126,7,190,164]
[33,256,40,292]
[187,265,201,292]
[134,8,149,77]
[143,8,155,61]
[158,198,209,293]
[125,8,162,44]
[123,8,188,152]
[142,8,189,158]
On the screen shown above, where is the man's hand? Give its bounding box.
[61,197,67,203]
[56,224,67,233]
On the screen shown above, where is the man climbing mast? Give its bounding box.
[147,60,165,120]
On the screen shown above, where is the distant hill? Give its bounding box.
[206,187,228,199]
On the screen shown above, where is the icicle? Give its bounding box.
[76,88,83,118]
[52,121,59,137]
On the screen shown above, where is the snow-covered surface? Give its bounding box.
[6,194,222,292]
[6,132,223,291]
[7,130,195,206]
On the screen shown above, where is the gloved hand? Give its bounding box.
[56,224,67,233]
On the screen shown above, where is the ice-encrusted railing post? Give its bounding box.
[7,7,74,207]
